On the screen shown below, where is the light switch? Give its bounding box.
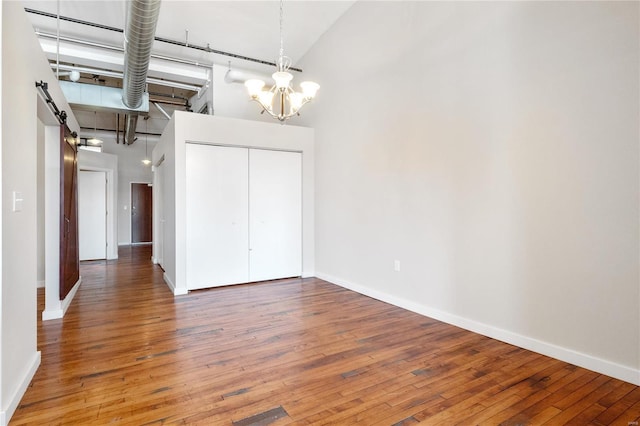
[12,191,23,212]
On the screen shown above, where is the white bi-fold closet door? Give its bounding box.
[186,143,302,290]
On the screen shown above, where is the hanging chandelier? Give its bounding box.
[87,110,103,145]
[142,116,151,166]
[244,0,319,122]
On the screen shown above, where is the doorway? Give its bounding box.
[78,170,106,260]
[131,182,152,244]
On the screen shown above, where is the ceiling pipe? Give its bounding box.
[80,126,161,137]
[122,0,161,144]
[153,102,172,120]
[124,114,139,145]
[123,0,161,109]
[224,69,272,85]
[36,30,213,69]
[49,63,202,92]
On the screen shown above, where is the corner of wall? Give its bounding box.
[0,0,4,420]
[60,278,81,316]
[317,271,640,386]
[0,351,40,426]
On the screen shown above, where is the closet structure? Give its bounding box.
[152,112,313,295]
[186,144,302,289]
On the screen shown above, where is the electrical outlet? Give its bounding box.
[394,260,400,272]
[12,191,23,212]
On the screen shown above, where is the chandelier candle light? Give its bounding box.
[244,0,319,122]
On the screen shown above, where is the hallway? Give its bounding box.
[10,246,640,424]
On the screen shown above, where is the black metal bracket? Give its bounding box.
[35,80,68,125]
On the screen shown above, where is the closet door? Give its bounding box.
[186,144,249,289]
[249,149,302,282]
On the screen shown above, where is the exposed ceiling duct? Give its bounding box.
[224,69,272,85]
[122,0,161,144]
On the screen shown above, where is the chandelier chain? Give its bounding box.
[279,0,284,63]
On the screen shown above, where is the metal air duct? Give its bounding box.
[122,0,161,144]
[224,69,272,85]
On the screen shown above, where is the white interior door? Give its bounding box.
[78,170,106,260]
[249,149,302,282]
[186,144,249,289]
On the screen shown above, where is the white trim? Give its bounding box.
[0,1,3,421]
[316,272,640,386]
[61,278,82,315]
[0,351,41,426]
[163,272,187,296]
[42,278,81,321]
[41,308,63,321]
[77,164,117,260]
[129,181,152,245]
[36,280,45,289]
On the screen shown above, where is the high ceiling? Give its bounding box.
[24,1,354,69]
[23,0,355,137]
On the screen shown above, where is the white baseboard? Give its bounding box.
[163,273,188,296]
[0,351,41,426]
[61,277,82,316]
[316,272,640,386]
[36,280,45,289]
[42,277,82,321]
[42,308,63,321]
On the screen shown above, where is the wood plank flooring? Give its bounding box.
[11,245,640,425]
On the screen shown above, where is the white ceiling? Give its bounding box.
[23,0,355,72]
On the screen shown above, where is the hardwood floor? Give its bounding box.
[11,246,640,425]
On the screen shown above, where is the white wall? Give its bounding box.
[1,2,80,423]
[153,112,314,296]
[78,150,118,259]
[36,120,45,288]
[0,2,4,420]
[300,1,640,385]
[153,118,176,290]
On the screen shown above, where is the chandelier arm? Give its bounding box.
[249,97,280,120]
